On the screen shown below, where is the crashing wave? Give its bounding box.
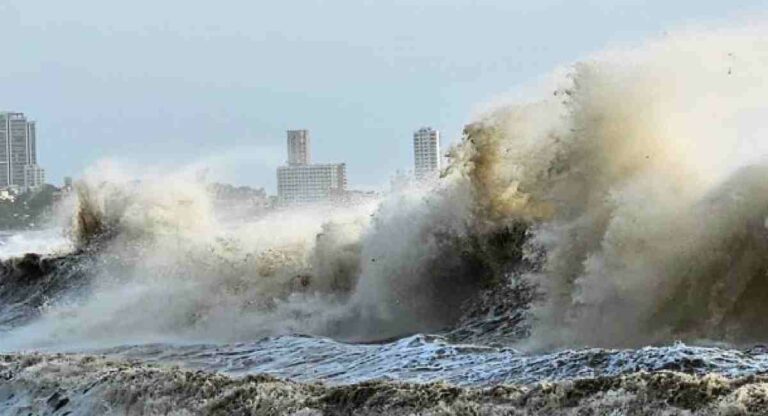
[5,24,768,415]
[4,27,768,354]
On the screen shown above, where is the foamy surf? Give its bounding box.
[3,24,768,415]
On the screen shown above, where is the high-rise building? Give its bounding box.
[277,163,347,205]
[0,112,45,192]
[277,130,347,206]
[413,127,440,180]
[287,129,310,166]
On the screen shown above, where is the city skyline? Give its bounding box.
[1,1,761,192]
[0,112,45,192]
[0,110,440,195]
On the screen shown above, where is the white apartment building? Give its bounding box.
[287,129,310,165]
[277,163,347,205]
[277,130,347,206]
[0,112,45,192]
[413,127,440,180]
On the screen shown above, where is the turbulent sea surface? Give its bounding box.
[7,255,768,416]
[8,28,768,414]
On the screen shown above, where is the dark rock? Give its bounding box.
[46,391,70,412]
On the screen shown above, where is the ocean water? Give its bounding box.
[5,26,768,414]
[2,221,768,415]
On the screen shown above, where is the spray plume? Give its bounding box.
[6,27,768,350]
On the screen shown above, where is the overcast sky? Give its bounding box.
[0,0,763,192]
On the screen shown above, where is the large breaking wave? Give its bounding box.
[4,27,768,353]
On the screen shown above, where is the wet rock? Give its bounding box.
[46,392,69,412]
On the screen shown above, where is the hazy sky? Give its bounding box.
[0,0,763,192]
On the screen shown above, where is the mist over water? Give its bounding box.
[506,28,768,347]
[4,27,768,355]
[0,229,71,259]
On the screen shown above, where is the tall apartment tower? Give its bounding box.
[413,127,440,180]
[287,129,310,165]
[0,112,45,192]
[277,130,347,206]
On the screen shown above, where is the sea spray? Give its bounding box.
[5,28,768,351]
[0,165,377,348]
[451,28,768,347]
